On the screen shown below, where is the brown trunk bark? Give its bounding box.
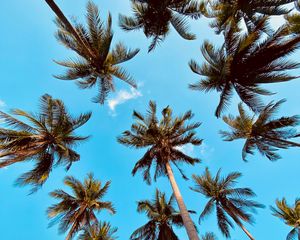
[165,162,199,240]
[44,0,94,59]
[237,222,255,240]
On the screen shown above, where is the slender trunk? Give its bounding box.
[237,222,255,240]
[222,204,255,240]
[44,0,94,59]
[298,228,300,240]
[165,162,199,240]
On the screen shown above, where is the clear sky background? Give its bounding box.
[0,1,300,239]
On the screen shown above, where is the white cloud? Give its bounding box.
[107,87,142,115]
[176,143,215,158]
[176,144,195,156]
[199,143,215,158]
[0,100,6,108]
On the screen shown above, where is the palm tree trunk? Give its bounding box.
[223,204,255,240]
[165,162,199,240]
[237,222,255,240]
[44,0,94,58]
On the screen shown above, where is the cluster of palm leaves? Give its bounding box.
[201,0,295,33]
[54,1,139,104]
[1,0,300,239]
[119,0,202,51]
[47,173,116,240]
[0,94,91,192]
[191,168,264,239]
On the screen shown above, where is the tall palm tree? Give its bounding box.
[271,198,300,240]
[48,173,115,240]
[189,17,300,117]
[78,222,118,240]
[119,0,202,51]
[53,1,139,104]
[220,100,300,161]
[201,0,294,34]
[0,94,90,192]
[201,232,217,240]
[191,168,264,240]
[130,189,189,240]
[118,101,202,240]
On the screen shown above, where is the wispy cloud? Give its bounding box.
[0,99,6,108]
[107,87,142,116]
[176,144,195,157]
[176,143,215,159]
[199,143,215,158]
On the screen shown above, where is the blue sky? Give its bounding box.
[1,1,300,239]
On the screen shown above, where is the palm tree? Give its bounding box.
[119,0,202,51]
[220,100,300,161]
[189,17,300,117]
[78,222,118,240]
[271,198,300,240]
[53,1,139,104]
[0,94,90,192]
[130,189,190,240]
[48,173,115,240]
[201,232,217,240]
[201,0,294,34]
[118,101,202,240]
[191,168,264,240]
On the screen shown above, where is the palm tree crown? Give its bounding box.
[47,173,115,240]
[220,100,300,161]
[78,222,118,240]
[119,0,202,51]
[130,189,186,240]
[55,1,139,104]
[0,94,90,192]
[271,198,300,240]
[201,232,217,240]
[117,100,202,184]
[189,18,300,117]
[201,0,294,34]
[191,168,264,239]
